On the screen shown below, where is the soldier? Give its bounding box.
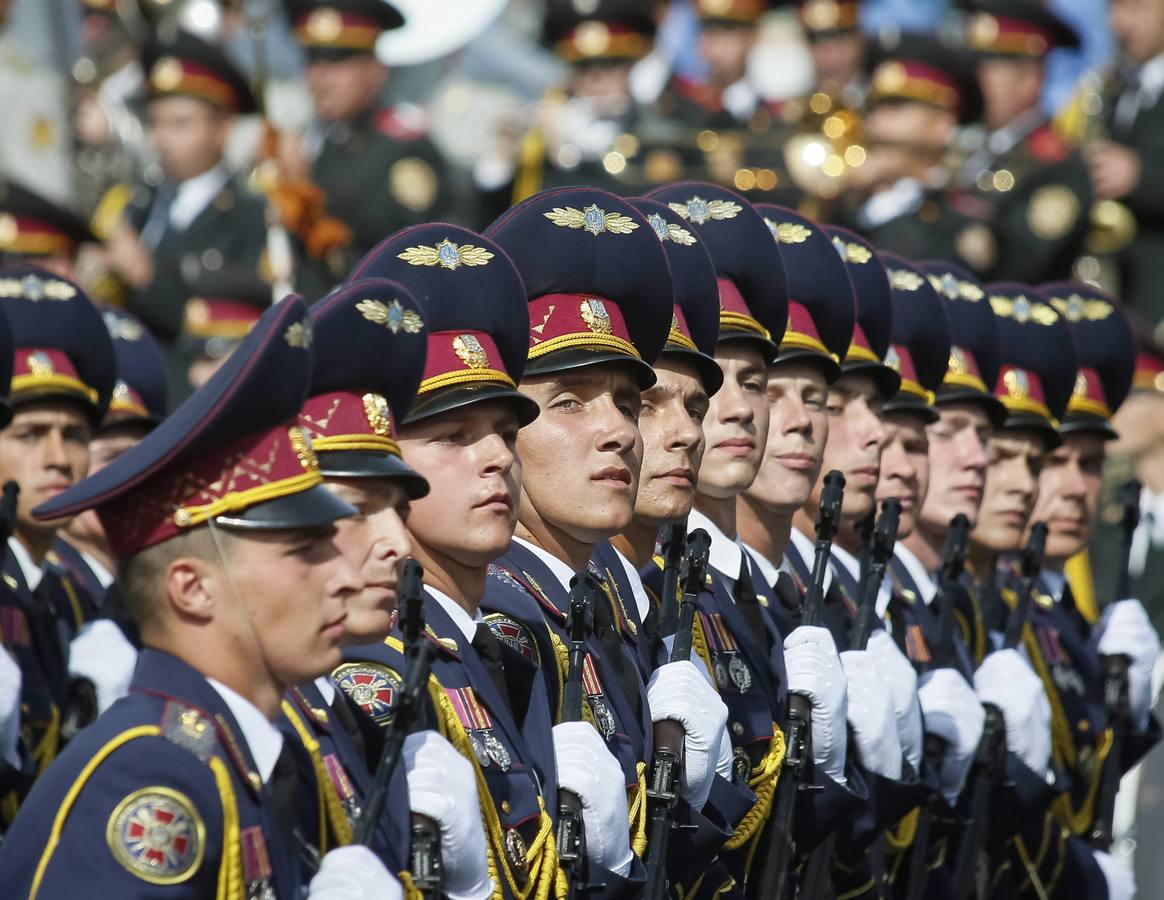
[180,266,273,392]
[644,182,871,888]
[798,0,865,100]
[55,306,166,714]
[337,220,639,899]
[0,179,97,280]
[846,34,998,275]
[100,29,269,396]
[956,1,1091,283]
[1089,0,1164,321]
[0,270,117,827]
[1015,282,1161,897]
[1092,324,1164,625]
[286,276,494,893]
[0,295,407,898]
[500,0,659,205]
[284,0,448,298]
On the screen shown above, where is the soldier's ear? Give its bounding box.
[163,555,218,622]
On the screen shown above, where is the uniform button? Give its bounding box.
[501,801,511,815]
[731,722,744,736]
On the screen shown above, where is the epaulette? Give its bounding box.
[374,104,429,142]
[1028,125,1070,164]
[160,699,261,794]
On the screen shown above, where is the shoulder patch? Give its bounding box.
[106,786,205,884]
[160,701,216,763]
[484,612,541,667]
[333,661,401,726]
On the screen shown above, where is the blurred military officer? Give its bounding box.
[179,265,273,394]
[0,179,97,281]
[283,0,449,298]
[55,306,167,716]
[0,294,410,898]
[98,30,269,393]
[846,33,999,275]
[0,270,116,828]
[953,0,1091,284]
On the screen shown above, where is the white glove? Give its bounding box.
[1097,599,1161,730]
[403,731,493,900]
[840,651,903,780]
[1093,849,1135,900]
[784,626,848,785]
[974,649,1051,778]
[553,721,634,876]
[0,649,21,769]
[867,630,924,771]
[308,845,403,900]
[68,620,138,714]
[646,660,729,811]
[917,668,985,805]
[716,728,733,781]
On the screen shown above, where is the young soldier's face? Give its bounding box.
[1029,432,1107,563]
[517,366,643,543]
[633,359,709,527]
[399,401,522,569]
[918,401,991,532]
[322,478,413,644]
[744,361,829,515]
[0,401,92,534]
[971,428,1047,554]
[698,343,770,500]
[811,372,887,522]
[229,524,360,683]
[876,410,930,539]
[147,96,231,183]
[66,422,149,550]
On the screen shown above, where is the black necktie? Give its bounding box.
[734,556,771,654]
[472,623,514,719]
[268,742,312,875]
[328,688,368,770]
[588,577,644,723]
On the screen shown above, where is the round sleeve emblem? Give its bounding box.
[333,662,402,726]
[106,787,205,884]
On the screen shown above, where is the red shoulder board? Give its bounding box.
[1028,125,1069,163]
[673,75,723,113]
[374,106,428,142]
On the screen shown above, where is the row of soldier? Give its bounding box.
[8,0,1164,409]
[0,175,1159,900]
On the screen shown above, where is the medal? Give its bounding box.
[505,828,529,874]
[728,656,752,692]
[469,733,490,767]
[732,746,751,784]
[714,661,729,690]
[484,732,511,772]
[589,697,617,740]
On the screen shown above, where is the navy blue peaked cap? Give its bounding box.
[486,187,673,388]
[101,306,168,427]
[627,197,723,395]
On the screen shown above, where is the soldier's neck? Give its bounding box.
[790,505,818,547]
[611,518,662,569]
[413,543,488,618]
[965,544,996,584]
[902,525,943,574]
[694,491,738,541]
[514,518,594,577]
[736,494,794,564]
[61,533,115,580]
[1139,448,1164,495]
[155,631,285,719]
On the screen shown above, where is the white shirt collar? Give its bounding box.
[170,165,230,231]
[80,549,115,590]
[1137,52,1164,105]
[788,526,835,594]
[893,543,938,606]
[427,585,484,644]
[688,509,744,580]
[512,536,580,593]
[1039,568,1067,603]
[206,678,284,783]
[313,676,336,707]
[722,77,759,121]
[741,541,781,589]
[830,543,892,619]
[8,536,44,592]
[611,545,651,622]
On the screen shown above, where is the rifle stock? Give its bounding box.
[852,498,902,651]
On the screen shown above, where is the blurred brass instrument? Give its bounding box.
[782,90,867,201]
[1074,68,1137,291]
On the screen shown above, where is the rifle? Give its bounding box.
[754,470,845,900]
[558,573,598,898]
[643,530,711,900]
[354,560,442,896]
[903,513,970,900]
[852,499,903,651]
[951,523,1048,899]
[0,482,18,572]
[1091,478,1141,850]
[657,521,687,638]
